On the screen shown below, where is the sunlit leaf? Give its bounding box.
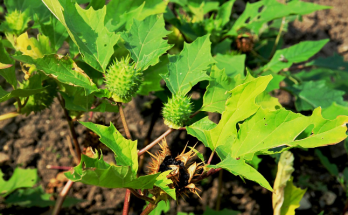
[0,168,38,197]
[80,122,138,175]
[122,15,172,71]
[161,35,215,95]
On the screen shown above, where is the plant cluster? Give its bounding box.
[1,0,348,214]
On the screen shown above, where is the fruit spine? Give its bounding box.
[105,56,142,103]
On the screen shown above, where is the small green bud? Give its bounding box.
[105,56,142,103]
[162,95,193,129]
[3,10,31,35]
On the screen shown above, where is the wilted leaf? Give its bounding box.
[280,178,306,215]
[273,151,295,215]
[16,32,54,59]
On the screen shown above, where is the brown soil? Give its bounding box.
[1,0,348,215]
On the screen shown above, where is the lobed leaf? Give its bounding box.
[280,178,306,215]
[209,156,273,191]
[287,80,346,112]
[122,15,172,71]
[161,35,215,95]
[13,54,99,95]
[231,108,348,159]
[42,0,120,72]
[80,122,138,175]
[0,168,38,197]
[65,154,159,189]
[188,75,272,152]
[262,39,329,73]
[214,54,245,77]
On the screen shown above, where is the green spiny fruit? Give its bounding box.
[105,56,143,103]
[162,95,193,129]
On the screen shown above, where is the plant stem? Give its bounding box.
[53,94,82,215]
[117,102,132,139]
[129,189,155,204]
[46,165,72,170]
[140,202,157,215]
[15,97,22,113]
[117,102,133,215]
[123,189,131,215]
[52,180,74,215]
[57,94,81,161]
[191,168,222,184]
[0,112,20,121]
[269,17,285,59]
[207,150,215,164]
[138,128,174,156]
[215,170,223,211]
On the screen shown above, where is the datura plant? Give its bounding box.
[1,0,348,214]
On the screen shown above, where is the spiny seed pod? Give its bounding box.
[147,139,202,199]
[105,56,142,103]
[162,95,193,129]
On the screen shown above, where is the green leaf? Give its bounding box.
[144,197,170,215]
[0,168,38,197]
[287,80,346,112]
[122,15,172,71]
[0,85,46,103]
[201,66,247,113]
[209,156,273,191]
[280,178,306,215]
[105,0,168,32]
[265,74,285,92]
[66,154,160,189]
[154,171,176,200]
[227,0,330,36]
[262,40,329,73]
[5,186,83,207]
[13,54,99,95]
[255,91,282,111]
[188,75,272,153]
[315,149,339,177]
[231,108,348,159]
[0,39,16,88]
[216,0,236,27]
[306,53,348,71]
[214,54,246,77]
[0,9,31,35]
[322,102,348,120]
[40,14,69,51]
[80,122,138,175]
[161,34,215,95]
[42,0,120,72]
[138,55,169,95]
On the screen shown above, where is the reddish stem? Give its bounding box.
[52,180,74,215]
[46,165,72,170]
[138,128,174,156]
[123,189,131,215]
[140,202,157,215]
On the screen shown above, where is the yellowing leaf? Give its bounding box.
[0,63,12,69]
[16,32,54,59]
[280,178,306,215]
[273,151,295,215]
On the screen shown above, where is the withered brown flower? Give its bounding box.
[147,139,202,199]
